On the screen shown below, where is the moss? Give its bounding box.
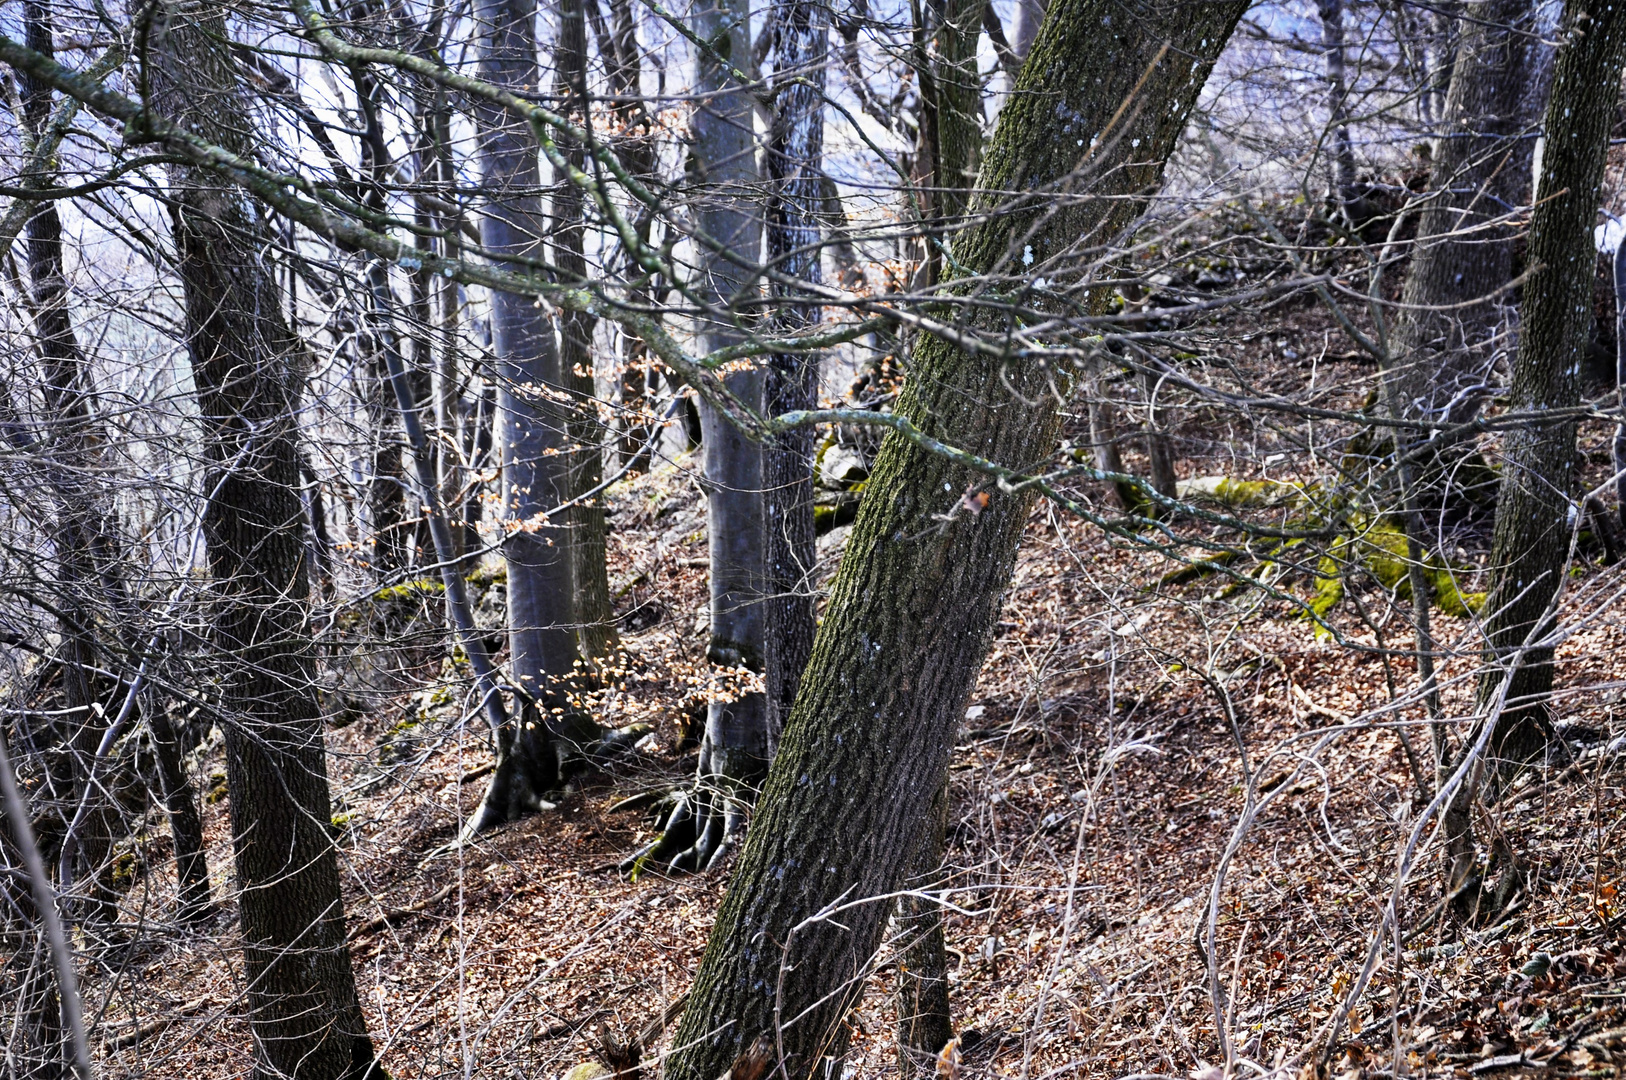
[465,562,508,589]
[110,849,138,890]
[1176,475,1308,508]
[371,579,445,603]
[1306,516,1484,627]
[205,771,228,805]
[814,489,863,535]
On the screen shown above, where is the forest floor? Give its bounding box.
[87,291,1626,1080]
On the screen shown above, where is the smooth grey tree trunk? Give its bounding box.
[468,0,595,829]
[626,0,768,875]
[1317,0,1360,219]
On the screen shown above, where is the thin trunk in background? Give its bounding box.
[666,0,1247,1070]
[147,6,379,1075]
[556,0,620,663]
[1317,0,1360,220]
[18,0,116,929]
[1386,0,1533,499]
[595,0,665,471]
[763,0,827,730]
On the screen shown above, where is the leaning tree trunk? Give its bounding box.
[1385,0,1533,515]
[1446,0,1626,904]
[763,0,827,731]
[555,0,620,664]
[664,0,1247,1073]
[147,7,378,1077]
[467,0,595,831]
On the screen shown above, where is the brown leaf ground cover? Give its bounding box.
[80,292,1626,1078]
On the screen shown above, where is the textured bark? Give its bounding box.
[147,7,378,1076]
[1449,0,1626,904]
[763,0,827,728]
[470,0,593,826]
[556,0,620,663]
[1387,0,1533,448]
[665,0,1246,1073]
[1473,0,1626,748]
[895,783,952,1072]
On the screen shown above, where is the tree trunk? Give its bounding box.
[18,0,117,929]
[147,7,378,1076]
[470,0,594,825]
[1451,0,1626,905]
[1616,236,1626,530]
[665,0,1246,1073]
[597,0,664,472]
[1317,0,1360,220]
[763,0,827,729]
[895,782,953,1072]
[912,0,985,286]
[1386,0,1533,506]
[662,0,770,872]
[556,0,620,664]
[16,6,211,920]
[1011,0,1047,58]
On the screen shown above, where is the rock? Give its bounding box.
[562,1064,608,1080]
[818,444,869,490]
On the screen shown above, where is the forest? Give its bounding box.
[2,0,1626,1074]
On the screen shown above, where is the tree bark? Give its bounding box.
[1451,0,1626,905]
[763,0,827,730]
[556,0,620,664]
[146,7,378,1076]
[895,782,953,1072]
[1317,0,1360,219]
[639,0,771,873]
[469,0,594,827]
[1387,0,1533,472]
[18,0,117,929]
[665,0,1246,1073]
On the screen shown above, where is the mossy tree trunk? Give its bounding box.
[1452,0,1626,904]
[665,0,1247,1073]
[147,6,379,1076]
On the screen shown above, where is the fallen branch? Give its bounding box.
[348,882,459,941]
